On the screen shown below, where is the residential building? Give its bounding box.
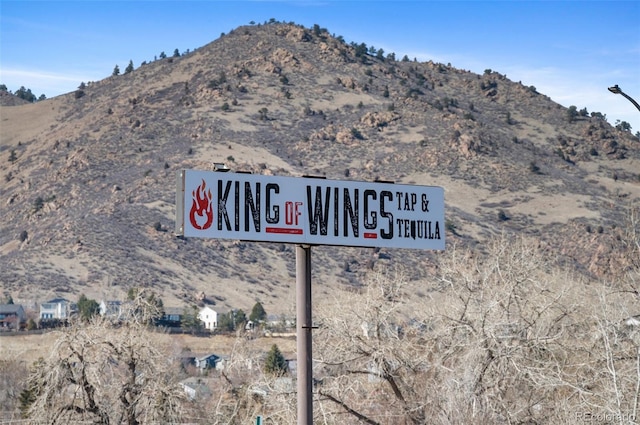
[157,306,183,327]
[194,354,225,372]
[0,304,26,329]
[198,305,218,330]
[40,298,74,320]
[99,300,126,320]
[180,377,213,401]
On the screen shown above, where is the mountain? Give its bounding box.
[1,22,639,315]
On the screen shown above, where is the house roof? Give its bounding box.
[164,306,183,315]
[44,298,70,304]
[180,377,213,395]
[199,305,217,313]
[0,304,24,314]
[196,353,220,362]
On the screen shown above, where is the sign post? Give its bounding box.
[296,245,313,425]
[176,170,445,425]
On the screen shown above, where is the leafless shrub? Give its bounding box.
[23,316,187,424]
[313,235,595,424]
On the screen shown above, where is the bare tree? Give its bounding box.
[315,269,435,424]
[0,358,30,422]
[186,334,297,424]
[24,316,186,424]
[314,235,589,424]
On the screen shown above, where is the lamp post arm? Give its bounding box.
[618,90,640,113]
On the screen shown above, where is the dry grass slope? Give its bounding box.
[0,22,639,316]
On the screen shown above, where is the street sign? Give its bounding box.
[176,170,445,250]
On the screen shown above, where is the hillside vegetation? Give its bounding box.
[1,20,640,424]
[2,22,638,313]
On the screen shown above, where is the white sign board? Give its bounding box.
[176,170,445,250]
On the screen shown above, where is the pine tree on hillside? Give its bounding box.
[249,302,267,323]
[125,60,134,74]
[264,344,287,376]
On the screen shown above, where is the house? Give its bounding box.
[198,305,218,330]
[194,353,226,372]
[40,298,75,320]
[161,306,183,326]
[0,304,26,329]
[99,300,129,320]
[180,377,213,401]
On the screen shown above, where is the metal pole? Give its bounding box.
[296,244,313,425]
[608,85,640,112]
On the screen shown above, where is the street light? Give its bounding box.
[608,85,640,112]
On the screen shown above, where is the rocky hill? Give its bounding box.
[1,22,639,315]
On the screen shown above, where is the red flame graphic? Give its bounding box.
[189,179,213,230]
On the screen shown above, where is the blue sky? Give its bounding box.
[1,1,639,132]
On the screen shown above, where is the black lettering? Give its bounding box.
[404,194,412,211]
[307,186,331,235]
[333,187,339,237]
[266,183,279,224]
[364,190,377,229]
[343,188,359,237]
[244,182,260,232]
[421,194,429,212]
[217,180,232,231]
[380,190,393,239]
[234,181,240,231]
[396,191,403,209]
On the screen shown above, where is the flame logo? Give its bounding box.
[189,179,213,230]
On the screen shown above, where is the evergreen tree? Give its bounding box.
[264,344,287,376]
[124,60,134,74]
[112,64,120,76]
[173,48,180,57]
[127,287,138,300]
[77,294,100,321]
[250,302,267,323]
[19,386,37,418]
[217,312,234,332]
[354,42,368,58]
[615,120,632,132]
[159,51,167,59]
[15,86,36,102]
[20,357,44,417]
[218,309,247,332]
[181,306,202,332]
[234,309,247,328]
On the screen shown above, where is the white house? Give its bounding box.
[198,305,218,330]
[40,298,74,320]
